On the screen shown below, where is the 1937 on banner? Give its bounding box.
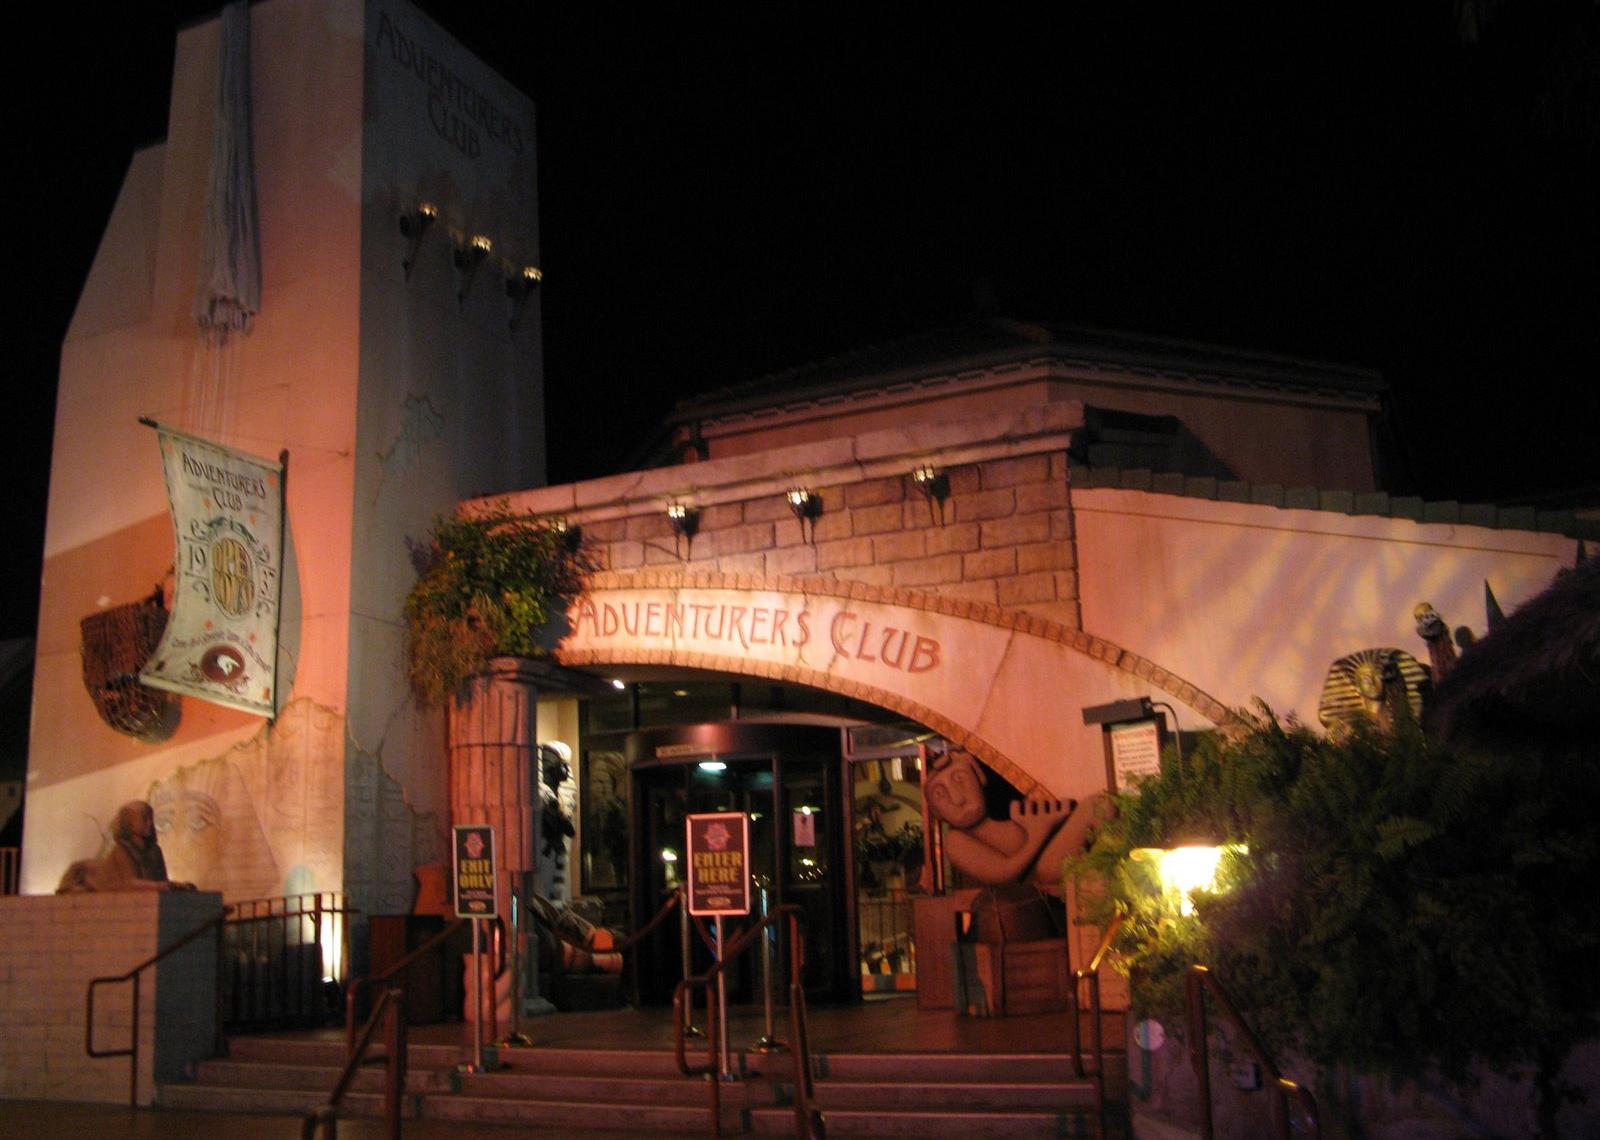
[139,424,285,717]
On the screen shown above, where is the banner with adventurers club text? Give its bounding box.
[140,425,285,717]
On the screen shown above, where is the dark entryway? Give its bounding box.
[627,721,850,1004]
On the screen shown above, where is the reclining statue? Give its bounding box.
[924,749,1082,888]
[56,800,196,893]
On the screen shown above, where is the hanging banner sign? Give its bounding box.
[453,824,498,917]
[140,424,285,717]
[685,812,751,917]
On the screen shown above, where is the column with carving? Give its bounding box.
[448,656,549,1035]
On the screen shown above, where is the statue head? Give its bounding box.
[925,749,988,829]
[113,801,157,848]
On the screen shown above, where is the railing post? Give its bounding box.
[129,972,141,1107]
[755,882,785,1052]
[707,983,722,1135]
[385,989,407,1140]
[713,915,731,1080]
[680,891,702,1038]
[1187,966,1213,1140]
[215,916,228,1058]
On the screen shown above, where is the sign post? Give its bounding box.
[685,812,751,1079]
[453,824,497,1072]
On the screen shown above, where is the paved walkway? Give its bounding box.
[0,1100,701,1138]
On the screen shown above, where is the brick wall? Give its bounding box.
[583,450,1081,629]
[0,891,222,1104]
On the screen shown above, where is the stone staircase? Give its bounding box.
[157,1036,460,1120]
[159,1028,1127,1137]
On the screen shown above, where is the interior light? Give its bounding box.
[611,678,627,690]
[698,760,727,773]
[661,848,679,863]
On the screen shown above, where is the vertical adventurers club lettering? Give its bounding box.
[375,10,526,160]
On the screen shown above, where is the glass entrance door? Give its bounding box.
[846,746,935,999]
[628,722,851,1005]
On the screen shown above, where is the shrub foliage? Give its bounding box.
[1071,705,1600,1099]
[404,506,594,704]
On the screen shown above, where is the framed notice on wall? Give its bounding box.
[1107,719,1164,791]
[685,812,751,917]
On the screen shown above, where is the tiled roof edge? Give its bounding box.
[1070,464,1600,541]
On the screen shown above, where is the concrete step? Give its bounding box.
[157,1083,421,1120]
[804,1050,1112,1083]
[494,1045,694,1077]
[809,1078,1099,1112]
[423,1092,721,1133]
[194,1058,455,1094]
[223,1035,463,1070]
[457,1068,777,1107]
[750,1105,1102,1136]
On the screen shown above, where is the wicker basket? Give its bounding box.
[80,588,179,740]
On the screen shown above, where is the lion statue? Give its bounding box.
[56,800,196,893]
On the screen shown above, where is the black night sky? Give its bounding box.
[6,2,1598,640]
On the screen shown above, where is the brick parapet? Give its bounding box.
[586,447,1085,625]
[0,891,224,1106]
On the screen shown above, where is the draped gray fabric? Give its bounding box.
[194,1,261,341]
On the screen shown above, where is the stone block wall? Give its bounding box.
[0,891,222,1104]
[582,450,1081,629]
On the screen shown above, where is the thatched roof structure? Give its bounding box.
[1428,556,1600,751]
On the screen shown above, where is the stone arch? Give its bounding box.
[558,569,1240,798]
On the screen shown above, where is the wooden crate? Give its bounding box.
[956,937,1070,1017]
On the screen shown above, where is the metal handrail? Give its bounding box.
[86,903,233,1106]
[223,891,355,1032]
[304,986,407,1140]
[1068,910,1123,1082]
[673,904,822,1139]
[345,917,470,1055]
[1186,964,1319,1139]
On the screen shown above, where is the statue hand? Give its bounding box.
[1009,797,1076,843]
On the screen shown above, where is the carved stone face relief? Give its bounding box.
[925,750,988,830]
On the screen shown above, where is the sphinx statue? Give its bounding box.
[56,800,196,893]
[923,749,1082,887]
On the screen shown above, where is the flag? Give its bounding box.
[140,425,284,717]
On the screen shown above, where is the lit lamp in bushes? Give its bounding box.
[1131,833,1246,917]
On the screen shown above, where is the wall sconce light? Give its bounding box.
[786,487,822,543]
[911,464,950,526]
[506,266,543,332]
[453,234,493,307]
[1081,696,1155,726]
[552,516,582,553]
[666,501,698,559]
[398,202,438,278]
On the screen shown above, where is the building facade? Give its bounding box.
[23,0,544,920]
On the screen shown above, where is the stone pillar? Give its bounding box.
[448,657,547,1033]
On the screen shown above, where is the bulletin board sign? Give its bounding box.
[453,824,498,918]
[1107,719,1164,792]
[685,812,751,917]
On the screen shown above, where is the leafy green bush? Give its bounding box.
[404,506,594,704]
[1070,704,1600,1106]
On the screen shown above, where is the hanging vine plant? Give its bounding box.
[404,505,595,705]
